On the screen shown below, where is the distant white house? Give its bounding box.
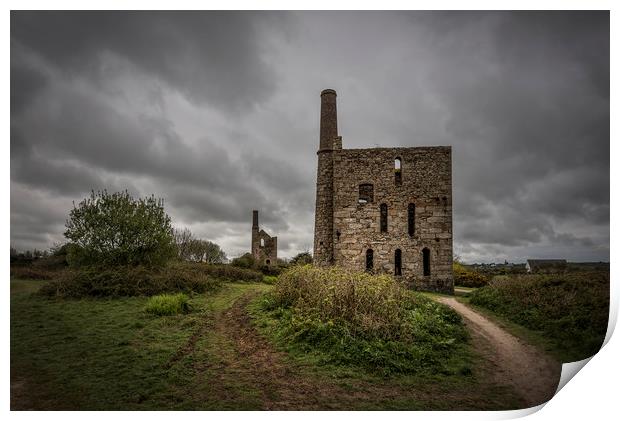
[525,259,567,274]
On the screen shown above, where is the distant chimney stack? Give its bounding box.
[252,210,259,228]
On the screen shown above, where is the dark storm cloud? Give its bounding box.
[11,11,282,112]
[10,11,609,261]
[386,11,609,261]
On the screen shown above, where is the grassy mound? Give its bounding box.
[468,272,609,361]
[144,293,190,316]
[255,265,468,375]
[38,264,221,298]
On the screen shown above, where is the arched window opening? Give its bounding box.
[408,203,416,236]
[336,230,341,241]
[380,203,388,233]
[358,184,374,204]
[260,238,265,247]
[423,248,431,276]
[266,259,271,265]
[395,249,402,276]
[366,249,374,272]
[395,157,402,185]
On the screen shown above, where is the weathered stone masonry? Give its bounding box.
[313,89,454,294]
[251,210,277,265]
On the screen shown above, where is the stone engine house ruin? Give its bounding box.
[251,210,277,266]
[312,89,454,294]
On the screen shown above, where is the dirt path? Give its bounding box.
[436,297,561,407]
[211,292,368,409]
[208,292,402,410]
[198,290,528,410]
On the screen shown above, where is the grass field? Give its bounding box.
[11,277,525,410]
[466,272,609,362]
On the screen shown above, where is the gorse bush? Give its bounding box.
[453,262,489,288]
[259,265,468,374]
[144,293,190,316]
[469,272,609,361]
[38,264,221,298]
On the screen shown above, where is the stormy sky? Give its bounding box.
[10,11,609,263]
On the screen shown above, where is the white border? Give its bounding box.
[5,2,616,420]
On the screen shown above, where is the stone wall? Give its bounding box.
[251,210,278,265]
[331,147,454,294]
[311,89,454,294]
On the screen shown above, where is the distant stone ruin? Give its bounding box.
[312,89,454,294]
[251,210,277,266]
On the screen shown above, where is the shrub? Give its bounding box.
[10,266,58,280]
[262,275,278,285]
[198,264,263,283]
[173,228,227,263]
[258,265,467,374]
[144,293,190,316]
[231,253,257,269]
[290,251,313,266]
[64,190,176,267]
[38,265,221,298]
[453,262,489,288]
[469,272,609,361]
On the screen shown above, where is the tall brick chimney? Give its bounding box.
[313,89,338,266]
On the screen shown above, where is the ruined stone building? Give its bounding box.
[251,210,277,265]
[313,89,454,293]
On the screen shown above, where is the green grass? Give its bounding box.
[247,293,523,410]
[264,266,469,375]
[455,295,566,362]
[144,293,190,316]
[467,272,609,362]
[11,279,267,410]
[262,275,278,284]
[11,278,524,410]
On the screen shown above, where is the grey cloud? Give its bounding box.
[10,11,609,262]
[11,11,285,112]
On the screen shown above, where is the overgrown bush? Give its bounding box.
[144,293,190,316]
[198,264,263,283]
[262,275,278,285]
[453,262,489,288]
[38,264,221,298]
[10,266,58,280]
[469,272,609,361]
[290,251,313,266]
[257,265,468,374]
[231,253,256,269]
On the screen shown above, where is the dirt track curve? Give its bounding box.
[437,297,562,407]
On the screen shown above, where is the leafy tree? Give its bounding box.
[290,251,313,266]
[173,227,195,261]
[64,190,176,267]
[173,228,227,263]
[186,239,227,263]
